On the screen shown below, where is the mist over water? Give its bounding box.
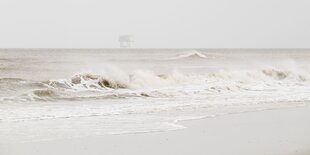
[1,49,310,143]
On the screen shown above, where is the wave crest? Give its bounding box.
[71,74,128,89]
[167,51,208,60]
[209,69,309,81]
[3,68,310,103]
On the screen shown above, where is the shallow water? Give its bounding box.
[1,48,310,143]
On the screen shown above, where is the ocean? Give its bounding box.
[1,48,310,143]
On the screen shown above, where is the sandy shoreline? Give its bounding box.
[1,106,310,155]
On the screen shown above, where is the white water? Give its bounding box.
[0,49,310,143]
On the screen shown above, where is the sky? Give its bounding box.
[0,0,309,48]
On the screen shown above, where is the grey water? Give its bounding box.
[1,48,310,143]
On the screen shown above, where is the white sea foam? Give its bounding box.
[1,49,310,143]
[1,67,309,102]
[166,50,208,60]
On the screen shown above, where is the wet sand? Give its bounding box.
[1,105,310,155]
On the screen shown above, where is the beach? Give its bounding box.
[1,0,309,154]
[1,49,310,154]
[1,105,310,155]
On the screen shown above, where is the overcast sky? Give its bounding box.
[0,0,309,48]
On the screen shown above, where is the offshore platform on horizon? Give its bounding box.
[119,35,134,48]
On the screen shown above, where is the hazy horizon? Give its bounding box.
[1,1,310,154]
[1,0,310,48]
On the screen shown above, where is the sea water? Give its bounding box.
[1,49,310,143]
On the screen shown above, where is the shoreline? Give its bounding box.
[1,105,310,155]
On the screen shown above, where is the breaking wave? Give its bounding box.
[61,69,309,89]
[167,51,208,60]
[209,69,309,81]
[1,68,310,102]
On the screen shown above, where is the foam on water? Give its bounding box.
[1,49,310,143]
[2,67,309,102]
[165,50,210,60]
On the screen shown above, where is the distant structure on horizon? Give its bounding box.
[119,35,134,48]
